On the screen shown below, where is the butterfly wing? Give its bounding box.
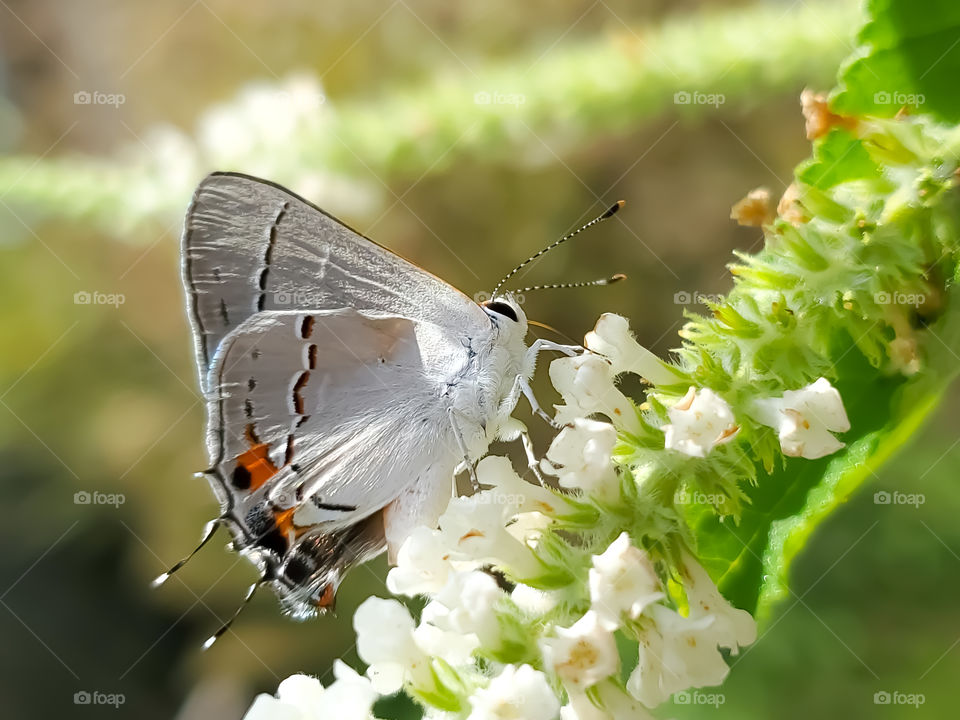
[204,308,467,617]
[182,171,488,392]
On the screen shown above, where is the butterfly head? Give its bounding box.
[481,294,528,334]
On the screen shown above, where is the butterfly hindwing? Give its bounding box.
[204,308,465,617]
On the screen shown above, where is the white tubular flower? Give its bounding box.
[662,387,739,457]
[423,570,504,650]
[387,526,454,597]
[681,553,757,652]
[589,533,663,630]
[243,665,379,720]
[321,662,380,720]
[438,496,543,578]
[550,354,642,433]
[561,679,657,720]
[541,611,619,691]
[752,377,850,459]
[466,664,560,720]
[585,313,679,386]
[244,674,326,720]
[511,583,561,615]
[477,455,571,517]
[543,419,619,496]
[627,605,731,708]
[354,597,428,694]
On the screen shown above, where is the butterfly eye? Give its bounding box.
[484,301,519,322]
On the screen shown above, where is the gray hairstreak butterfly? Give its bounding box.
[155,172,623,646]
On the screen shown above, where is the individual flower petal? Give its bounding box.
[320,661,380,720]
[681,553,757,652]
[549,354,641,433]
[752,377,850,459]
[413,618,480,666]
[561,679,657,720]
[386,526,454,596]
[627,605,731,708]
[477,455,570,517]
[243,674,325,720]
[438,496,542,578]
[585,313,679,385]
[424,570,504,649]
[511,583,561,615]
[662,387,739,457]
[543,419,618,495]
[541,611,619,691]
[353,597,423,694]
[588,533,663,630]
[466,664,560,720]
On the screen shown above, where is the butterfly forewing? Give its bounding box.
[182,172,487,392]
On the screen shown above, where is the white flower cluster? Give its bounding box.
[245,314,852,720]
[565,313,850,460]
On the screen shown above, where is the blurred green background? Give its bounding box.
[0,0,957,718]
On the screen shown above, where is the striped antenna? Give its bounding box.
[511,273,626,294]
[152,519,221,587]
[490,200,624,299]
[202,579,265,650]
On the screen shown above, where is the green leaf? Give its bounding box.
[795,129,880,190]
[832,0,960,122]
[686,289,960,621]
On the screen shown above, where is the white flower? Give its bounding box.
[541,611,619,690]
[466,664,560,720]
[511,583,561,615]
[752,377,850,459]
[662,386,739,457]
[321,662,380,720]
[560,679,656,720]
[477,455,571,517]
[589,533,663,630]
[627,605,731,708]
[585,313,679,385]
[387,526,454,596]
[543,419,619,496]
[438,495,542,578]
[423,570,504,650]
[549,354,641,433]
[353,597,426,693]
[243,665,379,720]
[244,674,325,720]
[681,553,756,652]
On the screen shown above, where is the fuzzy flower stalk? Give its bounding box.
[244,84,960,720]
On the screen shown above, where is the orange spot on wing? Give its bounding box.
[316,584,336,609]
[238,424,279,491]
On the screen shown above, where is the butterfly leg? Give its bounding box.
[519,429,547,486]
[526,339,582,361]
[447,407,481,492]
[510,374,562,429]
